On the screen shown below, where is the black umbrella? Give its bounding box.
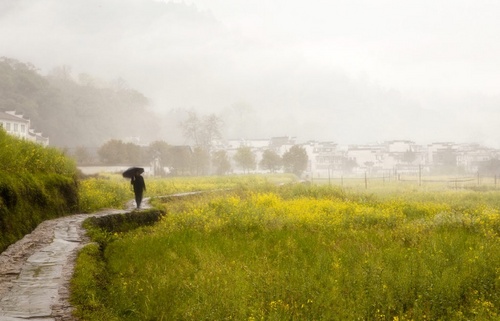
[122,167,144,178]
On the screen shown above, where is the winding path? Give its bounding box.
[0,199,148,321]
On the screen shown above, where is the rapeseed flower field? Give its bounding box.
[72,178,500,320]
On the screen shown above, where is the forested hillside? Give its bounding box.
[0,57,162,148]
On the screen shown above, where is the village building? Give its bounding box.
[456,143,499,173]
[218,136,500,177]
[303,141,346,178]
[346,143,386,174]
[0,110,49,146]
[300,139,500,178]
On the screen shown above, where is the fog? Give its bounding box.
[1,0,500,147]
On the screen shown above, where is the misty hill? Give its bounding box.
[0,57,165,148]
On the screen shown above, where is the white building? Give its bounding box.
[303,141,347,178]
[347,143,385,173]
[0,111,49,146]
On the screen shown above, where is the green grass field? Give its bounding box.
[72,177,500,320]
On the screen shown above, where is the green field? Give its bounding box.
[72,177,500,320]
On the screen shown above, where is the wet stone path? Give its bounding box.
[0,199,146,321]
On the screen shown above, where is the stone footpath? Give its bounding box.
[0,199,147,321]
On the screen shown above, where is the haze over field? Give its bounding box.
[1,0,500,147]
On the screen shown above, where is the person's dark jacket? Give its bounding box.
[132,175,146,193]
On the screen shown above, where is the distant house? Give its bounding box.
[345,140,425,175]
[456,143,497,173]
[0,111,49,146]
[269,136,296,155]
[347,143,386,173]
[226,138,270,150]
[303,141,346,177]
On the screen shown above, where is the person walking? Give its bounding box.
[131,169,146,209]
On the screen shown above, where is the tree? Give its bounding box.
[73,146,93,165]
[168,146,193,176]
[260,149,282,172]
[0,57,52,126]
[191,146,210,175]
[180,111,202,146]
[97,139,145,165]
[212,150,231,175]
[97,139,126,164]
[124,142,143,165]
[148,140,171,175]
[201,113,223,148]
[48,65,73,81]
[282,145,308,177]
[402,149,417,164]
[234,146,256,173]
[148,140,170,158]
[180,111,223,149]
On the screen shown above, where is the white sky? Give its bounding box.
[188,0,500,95]
[1,0,500,146]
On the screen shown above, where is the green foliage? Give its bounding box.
[0,129,77,176]
[86,209,165,234]
[72,145,94,164]
[0,57,50,116]
[234,146,256,173]
[77,174,296,213]
[148,140,170,160]
[0,129,78,252]
[97,139,146,165]
[260,149,282,172]
[0,171,79,249]
[168,146,193,175]
[72,181,500,320]
[78,177,130,213]
[212,149,232,175]
[191,146,210,175]
[70,243,118,321]
[282,144,309,177]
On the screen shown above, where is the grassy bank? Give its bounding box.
[72,183,500,320]
[0,129,78,252]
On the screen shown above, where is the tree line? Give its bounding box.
[74,139,308,177]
